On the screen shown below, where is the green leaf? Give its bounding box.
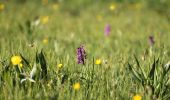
[162,86,170,99]
[36,51,39,64]
[18,23,24,33]
[61,74,68,84]
[38,50,48,80]
[134,55,147,80]
[128,63,143,83]
[20,54,30,67]
[18,73,27,79]
[25,20,34,36]
[148,58,159,81]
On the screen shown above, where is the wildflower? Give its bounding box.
[104,24,111,36]
[148,35,155,46]
[11,55,22,66]
[73,82,80,90]
[109,3,116,11]
[19,63,23,68]
[21,77,36,83]
[40,16,49,25]
[57,63,63,69]
[77,45,86,64]
[133,94,142,100]
[43,38,48,44]
[0,3,5,11]
[95,59,101,65]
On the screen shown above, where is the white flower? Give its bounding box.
[21,77,36,83]
[20,63,37,84]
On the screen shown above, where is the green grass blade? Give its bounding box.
[128,63,142,83]
[134,55,147,80]
[148,58,159,81]
[38,50,48,80]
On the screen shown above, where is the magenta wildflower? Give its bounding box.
[104,24,111,36]
[77,45,86,64]
[149,35,155,46]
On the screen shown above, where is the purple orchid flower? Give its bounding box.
[104,24,111,36]
[77,45,86,64]
[149,35,155,46]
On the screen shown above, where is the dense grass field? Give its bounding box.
[0,0,170,100]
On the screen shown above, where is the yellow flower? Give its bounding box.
[57,64,63,69]
[109,3,116,11]
[73,82,80,90]
[0,3,5,11]
[43,38,48,44]
[133,94,142,100]
[95,59,101,65]
[41,16,49,25]
[11,56,22,66]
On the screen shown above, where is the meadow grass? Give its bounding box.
[0,0,170,100]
